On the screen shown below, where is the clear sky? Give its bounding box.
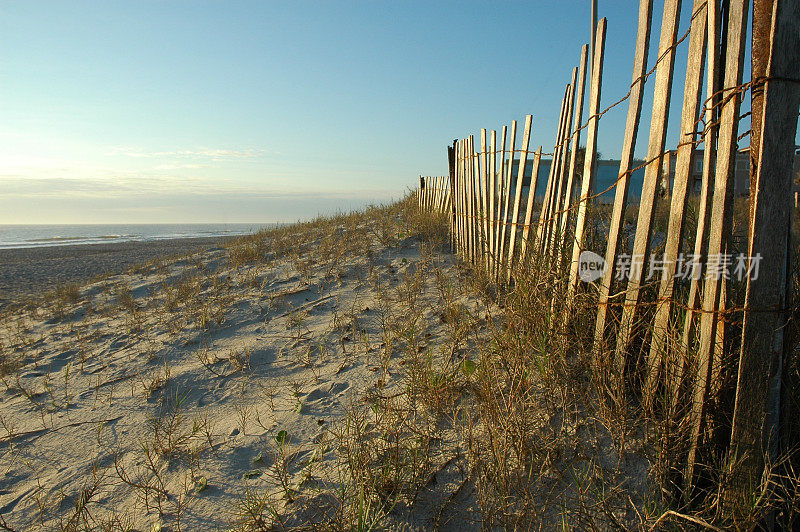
[0,1,754,224]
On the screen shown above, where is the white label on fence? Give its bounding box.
[578,250,607,283]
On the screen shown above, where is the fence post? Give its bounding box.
[520,146,543,264]
[498,121,517,280]
[453,140,464,258]
[489,130,497,273]
[593,0,654,356]
[676,0,720,411]
[468,135,477,264]
[556,44,589,266]
[644,0,708,411]
[685,0,749,491]
[566,18,607,308]
[536,86,570,255]
[612,0,682,384]
[448,142,456,253]
[496,125,508,279]
[546,72,578,259]
[506,114,533,281]
[727,0,800,509]
[480,129,490,271]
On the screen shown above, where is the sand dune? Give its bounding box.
[1,201,654,530]
[0,204,487,530]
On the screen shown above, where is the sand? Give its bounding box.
[0,237,235,307]
[0,213,488,530]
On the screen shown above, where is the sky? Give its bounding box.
[0,1,756,224]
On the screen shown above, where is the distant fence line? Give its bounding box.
[417,0,800,508]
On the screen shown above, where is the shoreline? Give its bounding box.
[0,235,236,306]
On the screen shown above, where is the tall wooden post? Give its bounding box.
[644,0,708,410]
[566,18,607,307]
[685,0,749,490]
[612,0,682,384]
[506,115,533,281]
[727,0,800,509]
[593,0,654,354]
[498,121,517,280]
[556,45,589,266]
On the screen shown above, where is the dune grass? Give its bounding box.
[0,194,797,530]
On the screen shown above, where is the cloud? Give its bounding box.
[0,175,397,201]
[0,175,194,198]
[154,163,210,170]
[106,147,269,161]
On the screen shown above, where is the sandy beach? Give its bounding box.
[0,201,651,530]
[0,203,493,530]
[0,237,235,307]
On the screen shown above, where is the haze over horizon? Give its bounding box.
[1,1,757,224]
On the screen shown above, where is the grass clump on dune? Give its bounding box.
[2,194,788,530]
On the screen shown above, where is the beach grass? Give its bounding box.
[0,194,795,530]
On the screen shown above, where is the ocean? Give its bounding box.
[0,223,277,250]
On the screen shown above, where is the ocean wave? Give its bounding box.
[0,224,271,250]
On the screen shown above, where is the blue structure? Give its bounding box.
[510,158,646,204]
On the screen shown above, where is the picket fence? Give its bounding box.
[417,0,800,504]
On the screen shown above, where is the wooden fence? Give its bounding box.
[416,0,800,506]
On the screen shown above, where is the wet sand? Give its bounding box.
[0,237,235,305]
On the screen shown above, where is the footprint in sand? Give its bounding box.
[302,381,350,411]
[48,349,76,372]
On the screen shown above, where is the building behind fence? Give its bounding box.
[417,0,800,510]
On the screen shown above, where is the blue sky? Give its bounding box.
[0,1,753,223]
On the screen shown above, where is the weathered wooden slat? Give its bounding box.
[643,0,708,411]
[470,135,479,265]
[498,121,517,280]
[546,73,577,259]
[456,143,464,255]
[536,87,570,255]
[677,2,720,403]
[489,130,497,273]
[458,140,467,257]
[505,114,533,281]
[480,129,489,270]
[442,175,452,215]
[451,141,458,252]
[593,0,654,354]
[727,0,800,505]
[612,0,682,381]
[464,139,472,261]
[454,151,459,252]
[519,146,543,263]
[496,125,508,278]
[566,18,607,305]
[462,150,469,256]
[556,44,589,265]
[460,141,469,257]
[463,141,470,258]
[473,136,481,265]
[684,0,749,490]
[467,136,476,264]
[426,175,431,210]
[425,176,432,211]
